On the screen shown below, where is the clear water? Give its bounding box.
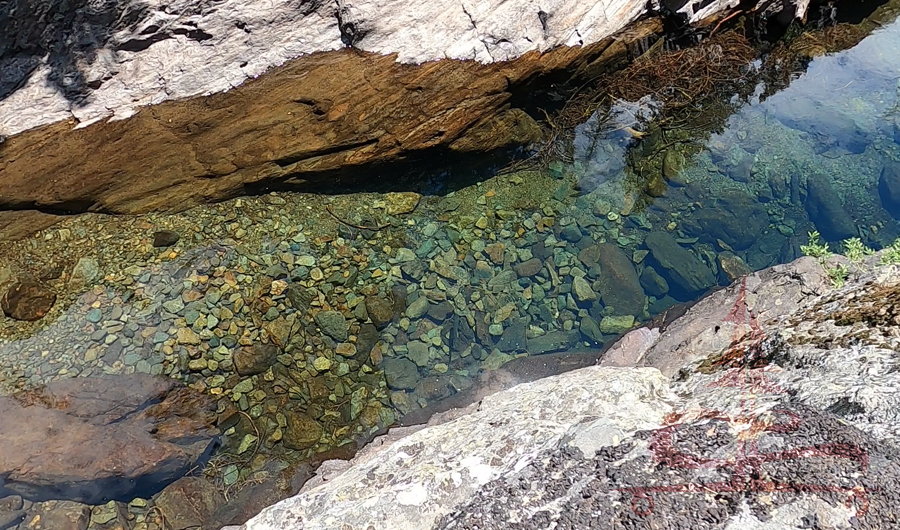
[1,11,900,529]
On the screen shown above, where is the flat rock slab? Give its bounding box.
[0,374,220,504]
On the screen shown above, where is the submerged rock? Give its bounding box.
[406,296,430,319]
[644,231,716,296]
[599,314,634,334]
[514,258,543,278]
[717,251,752,282]
[805,172,856,241]
[593,244,645,317]
[1,280,56,321]
[384,193,422,216]
[283,412,324,450]
[571,277,597,303]
[528,331,579,355]
[662,148,686,179]
[0,374,219,504]
[775,97,870,154]
[879,161,900,220]
[579,316,603,344]
[234,344,280,376]
[21,501,90,530]
[315,310,349,341]
[496,321,527,352]
[155,477,226,530]
[639,266,669,297]
[366,295,395,329]
[70,257,100,287]
[152,230,181,248]
[689,189,767,250]
[383,358,419,390]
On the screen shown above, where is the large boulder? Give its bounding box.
[0,0,794,238]
[239,367,675,529]
[0,0,664,231]
[0,374,220,503]
[644,231,716,297]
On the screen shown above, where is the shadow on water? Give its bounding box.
[245,145,537,199]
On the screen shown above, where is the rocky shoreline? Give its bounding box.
[235,252,900,530]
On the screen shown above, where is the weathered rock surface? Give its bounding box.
[234,253,900,529]
[0,0,762,137]
[0,374,220,504]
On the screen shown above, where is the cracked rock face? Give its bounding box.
[232,256,900,529]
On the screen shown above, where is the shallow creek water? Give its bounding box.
[2,12,900,530]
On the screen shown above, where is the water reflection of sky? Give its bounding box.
[736,17,900,151]
[573,17,900,190]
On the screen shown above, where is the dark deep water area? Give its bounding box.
[1,6,900,529]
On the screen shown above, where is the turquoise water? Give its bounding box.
[1,12,900,529]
